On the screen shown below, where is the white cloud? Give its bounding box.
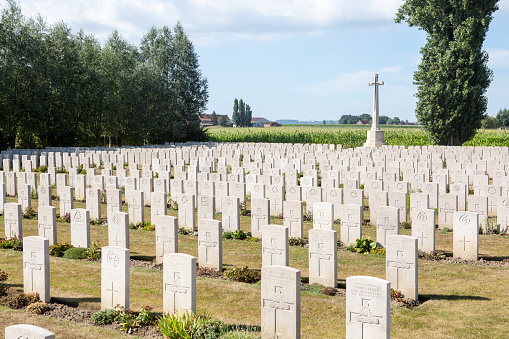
[300,67,406,97]
[487,49,509,68]
[300,70,374,96]
[380,66,403,73]
[16,0,402,44]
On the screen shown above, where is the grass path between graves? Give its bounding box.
[2,197,509,338]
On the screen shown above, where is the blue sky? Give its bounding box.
[16,0,509,122]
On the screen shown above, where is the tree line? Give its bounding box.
[0,0,208,149]
[232,99,252,127]
[338,114,409,125]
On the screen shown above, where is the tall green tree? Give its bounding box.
[245,104,252,127]
[232,98,239,126]
[396,0,498,145]
[496,108,509,127]
[75,29,106,146]
[168,22,208,141]
[238,99,246,127]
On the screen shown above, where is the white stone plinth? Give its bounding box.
[364,130,386,148]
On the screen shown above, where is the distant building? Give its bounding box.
[356,120,371,125]
[199,114,230,127]
[264,122,281,127]
[251,117,270,127]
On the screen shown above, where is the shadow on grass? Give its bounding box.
[51,296,101,307]
[419,294,490,302]
[5,283,23,288]
[480,255,509,262]
[130,254,155,261]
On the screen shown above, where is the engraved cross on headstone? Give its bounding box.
[350,298,383,337]
[262,286,294,339]
[460,236,470,251]
[387,250,413,290]
[165,272,189,311]
[342,214,358,242]
[309,243,331,277]
[157,228,173,259]
[39,217,52,238]
[24,252,42,290]
[198,232,217,263]
[263,238,284,265]
[107,281,119,307]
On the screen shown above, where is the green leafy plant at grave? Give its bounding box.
[480,217,498,235]
[0,238,23,251]
[439,227,453,234]
[30,189,38,199]
[57,213,71,223]
[178,228,193,235]
[100,191,107,204]
[0,268,9,296]
[289,237,308,247]
[36,165,48,173]
[334,219,341,225]
[224,266,261,283]
[168,198,178,210]
[26,302,49,314]
[303,211,313,221]
[90,218,102,225]
[130,221,154,231]
[156,310,226,339]
[51,183,57,189]
[233,230,248,240]
[22,207,37,219]
[353,237,377,253]
[115,307,138,332]
[56,168,67,174]
[91,309,117,325]
[247,237,261,242]
[360,184,365,190]
[401,221,412,230]
[83,242,102,260]
[114,305,155,332]
[223,231,234,240]
[79,169,87,175]
[337,239,344,248]
[49,243,74,257]
[62,247,87,259]
[113,165,117,171]
[239,201,247,216]
[370,246,386,255]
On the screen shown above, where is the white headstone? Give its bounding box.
[261,266,301,339]
[108,211,129,249]
[37,205,57,246]
[453,211,479,261]
[4,203,22,239]
[262,225,289,266]
[101,246,130,309]
[71,208,90,248]
[251,198,270,238]
[386,235,418,301]
[5,324,55,339]
[340,204,363,246]
[163,253,196,314]
[23,236,50,302]
[154,215,178,264]
[198,219,222,271]
[309,228,337,288]
[346,276,390,339]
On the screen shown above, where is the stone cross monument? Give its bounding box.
[364,73,387,147]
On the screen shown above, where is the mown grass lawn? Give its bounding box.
[2,195,509,338]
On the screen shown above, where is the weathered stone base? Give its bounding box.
[364,130,386,147]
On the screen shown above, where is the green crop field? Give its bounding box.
[206,125,509,148]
